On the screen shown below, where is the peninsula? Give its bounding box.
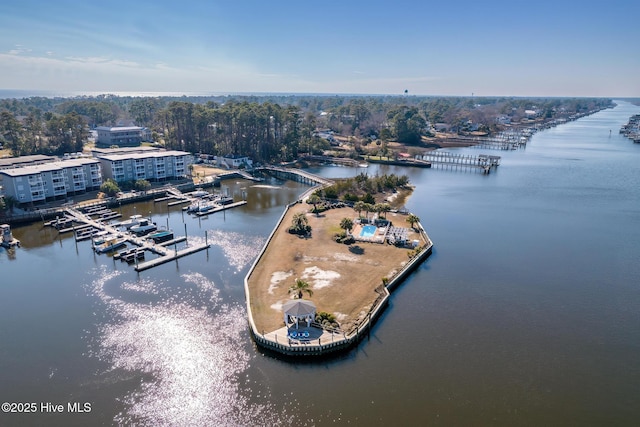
[244,171,432,356]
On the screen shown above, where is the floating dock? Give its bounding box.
[134,244,210,272]
[194,200,247,216]
[61,207,209,272]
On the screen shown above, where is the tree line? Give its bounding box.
[1,94,613,162]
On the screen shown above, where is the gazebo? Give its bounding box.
[283,299,316,329]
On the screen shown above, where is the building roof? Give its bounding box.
[95,126,144,132]
[96,150,192,162]
[0,158,99,177]
[282,299,316,316]
[91,146,160,156]
[0,155,57,169]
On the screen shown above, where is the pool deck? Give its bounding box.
[352,222,388,243]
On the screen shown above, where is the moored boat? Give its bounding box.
[119,214,143,230]
[1,224,20,248]
[215,196,234,205]
[130,218,157,236]
[147,229,174,243]
[95,238,126,253]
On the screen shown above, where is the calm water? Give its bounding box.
[1,101,639,426]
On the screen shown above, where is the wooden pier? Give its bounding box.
[419,152,501,174]
[154,186,191,205]
[194,200,247,216]
[257,166,333,186]
[441,130,531,151]
[133,244,210,272]
[215,170,264,183]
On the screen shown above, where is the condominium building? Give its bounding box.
[96,150,193,183]
[95,126,145,148]
[0,158,102,204]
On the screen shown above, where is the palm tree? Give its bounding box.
[378,203,391,219]
[353,201,366,218]
[291,212,308,231]
[289,278,313,299]
[307,193,321,216]
[362,203,374,220]
[340,217,353,235]
[406,214,420,229]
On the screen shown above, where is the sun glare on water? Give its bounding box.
[86,267,289,426]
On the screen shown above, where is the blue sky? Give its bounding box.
[1,0,638,97]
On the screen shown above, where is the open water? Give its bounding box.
[1,101,639,426]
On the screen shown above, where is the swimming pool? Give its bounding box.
[360,225,377,238]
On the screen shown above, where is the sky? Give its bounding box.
[1,0,638,97]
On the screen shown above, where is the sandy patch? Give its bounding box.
[270,300,285,311]
[333,253,359,262]
[268,270,293,295]
[302,255,329,263]
[302,266,341,289]
[334,312,348,321]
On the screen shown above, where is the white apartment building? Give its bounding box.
[0,158,102,204]
[96,150,193,183]
[95,126,145,148]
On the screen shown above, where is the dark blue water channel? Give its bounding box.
[1,101,639,426]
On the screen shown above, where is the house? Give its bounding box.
[496,116,511,125]
[434,123,451,132]
[218,155,253,169]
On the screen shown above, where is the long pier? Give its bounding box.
[419,152,500,174]
[133,244,210,272]
[257,166,333,186]
[440,130,531,151]
[193,200,247,217]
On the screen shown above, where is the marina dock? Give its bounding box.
[194,200,247,216]
[133,244,210,272]
[56,207,210,272]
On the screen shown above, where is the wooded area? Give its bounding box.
[0,94,613,161]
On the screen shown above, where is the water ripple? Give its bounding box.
[86,266,288,426]
[199,230,265,272]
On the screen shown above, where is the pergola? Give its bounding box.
[282,299,316,329]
